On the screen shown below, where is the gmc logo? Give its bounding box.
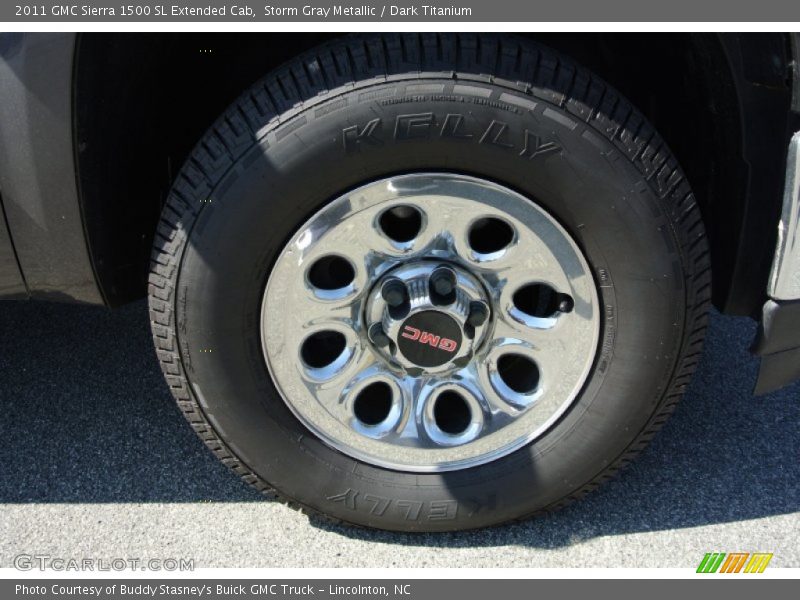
[401,326,458,353]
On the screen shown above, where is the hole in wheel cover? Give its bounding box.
[378,205,423,243]
[468,217,514,254]
[513,283,566,318]
[307,255,355,291]
[300,330,347,369]
[353,381,394,426]
[497,353,540,394]
[433,390,473,435]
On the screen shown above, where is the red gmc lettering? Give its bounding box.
[401,325,457,353]
[439,339,458,352]
[401,326,420,340]
[419,332,441,346]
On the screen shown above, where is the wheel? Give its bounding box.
[149,33,711,531]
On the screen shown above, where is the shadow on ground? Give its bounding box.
[0,299,797,548]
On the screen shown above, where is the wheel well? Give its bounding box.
[74,33,753,310]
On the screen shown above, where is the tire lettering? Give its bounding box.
[440,113,473,139]
[327,490,468,522]
[396,500,423,521]
[342,118,382,152]
[479,120,514,148]
[343,110,563,160]
[363,494,391,516]
[428,500,458,521]
[326,488,358,509]
[519,129,560,159]
[394,112,434,140]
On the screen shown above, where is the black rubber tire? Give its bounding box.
[148,33,711,532]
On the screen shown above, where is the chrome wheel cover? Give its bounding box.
[261,173,600,472]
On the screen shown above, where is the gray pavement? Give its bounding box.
[0,300,797,568]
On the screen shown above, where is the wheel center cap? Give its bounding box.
[365,261,492,375]
[397,311,464,368]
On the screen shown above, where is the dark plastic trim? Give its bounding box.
[753,298,800,393]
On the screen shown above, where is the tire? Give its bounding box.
[148,33,711,531]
